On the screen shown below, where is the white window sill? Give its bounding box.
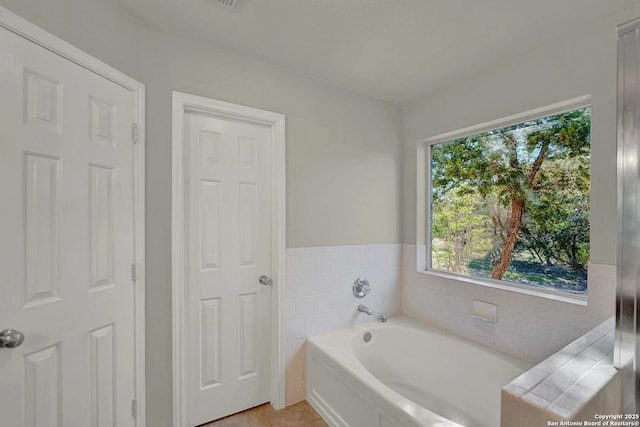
[416,268,588,306]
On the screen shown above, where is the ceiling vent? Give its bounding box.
[212,0,248,12]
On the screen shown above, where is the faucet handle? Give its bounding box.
[379,315,387,323]
[353,277,370,298]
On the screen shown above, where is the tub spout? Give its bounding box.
[358,304,373,315]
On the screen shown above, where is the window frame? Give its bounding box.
[416,95,591,305]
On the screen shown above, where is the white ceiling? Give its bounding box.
[118,0,637,103]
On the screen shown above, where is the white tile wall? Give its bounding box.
[284,244,402,405]
[285,242,619,420]
[401,244,617,363]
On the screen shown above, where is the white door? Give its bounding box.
[0,24,137,427]
[185,111,272,425]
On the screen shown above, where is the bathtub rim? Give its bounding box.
[307,316,531,426]
[308,329,455,427]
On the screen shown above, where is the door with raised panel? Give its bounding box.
[185,111,272,425]
[0,23,137,427]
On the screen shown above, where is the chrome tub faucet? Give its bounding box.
[357,304,373,315]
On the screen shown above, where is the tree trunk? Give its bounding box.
[569,236,579,270]
[490,140,548,279]
[529,247,544,265]
[491,198,525,279]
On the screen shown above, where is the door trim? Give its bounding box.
[0,6,146,427]
[171,91,286,427]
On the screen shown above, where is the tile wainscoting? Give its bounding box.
[283,243,618,414]
[401,244,617,364]
[284,244,402,405]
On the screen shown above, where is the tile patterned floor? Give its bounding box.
[200,401,329,427]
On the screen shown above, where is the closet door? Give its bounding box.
[0,20,138,427]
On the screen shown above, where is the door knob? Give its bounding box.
[0,329,25,348]
[258,275,272,286]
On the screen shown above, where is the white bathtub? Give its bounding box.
[307,316,531,427]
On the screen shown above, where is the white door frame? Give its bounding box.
[172,91,286,427]
[0,6,146,427]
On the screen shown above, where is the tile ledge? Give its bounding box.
[502,316,617,421]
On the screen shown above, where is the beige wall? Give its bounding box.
[139,33,401,426]
[402,5,640,266]
[0,1,403,425]
[400,4,640,362]
[4,0,639,424]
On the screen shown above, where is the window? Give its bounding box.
[426,104,591,296]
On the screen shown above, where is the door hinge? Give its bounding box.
[131,263,138,282]
[131,399,137,418]
[131,123,138,143]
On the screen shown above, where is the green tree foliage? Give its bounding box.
[431,189,492,272]
[521,155,590,270]
[430,107,590,288]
